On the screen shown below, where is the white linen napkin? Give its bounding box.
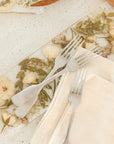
[30,49,114,144]
[49,75,114,144]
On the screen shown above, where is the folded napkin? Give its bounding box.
[30,48,114,144]
[49,75,114,144]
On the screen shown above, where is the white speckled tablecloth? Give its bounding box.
[0,0,108,143]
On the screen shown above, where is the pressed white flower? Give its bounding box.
[43,45,62,60]
[8,115,17,126]
[109,24,114,38]
[0,0,17,10]
[96,37,110,48]
[0,77,15,100]
[23,72,36,84]
[2,111,17,126]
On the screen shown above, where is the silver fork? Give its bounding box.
[12,45,102,118]
[46,34,84,79]
[61,70,87,144]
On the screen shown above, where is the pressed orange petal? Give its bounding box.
[31,0,59,6]
[106,0,114,6]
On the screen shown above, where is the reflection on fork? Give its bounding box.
[61,70,87,144]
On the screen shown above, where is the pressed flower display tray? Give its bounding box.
[0,2,113,144]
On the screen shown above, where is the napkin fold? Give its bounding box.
[49,75,114,144]
[30,48,114,144]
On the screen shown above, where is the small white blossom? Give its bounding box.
[23,72,36,84]
[43,45,62,60]
[96,37,110,48]
[0,77,15,100]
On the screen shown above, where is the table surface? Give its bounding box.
[0,0,108,143]
[0,0,105,75]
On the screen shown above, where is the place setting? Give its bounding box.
[0,0,114,144]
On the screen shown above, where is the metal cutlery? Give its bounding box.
[12,45,102,118]
[61,70,87,144]
[46,34,84,79]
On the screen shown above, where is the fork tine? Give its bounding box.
[77,46,99,61]
[63,36,83,56]
[66,38,84,59]
[73,71,82,93]
[77,70,87,95]
[75,46,97,63]
[70,71,79,93]
[62,35,79,56]
[75,45,97,61]
[59,34,79,56]
[71,70,87,94]
[71,72,80,93]
[77,47,102,64]
[79,51,103,68]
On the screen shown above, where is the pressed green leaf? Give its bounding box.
[41,89,51,101]
[25,66,37,72]
[105,36,114,41]
[48,60,55,68]
[37,69,47,76]
[1,125,6,133]
[45,84,52,90]
[15,80,23,90]
[19,58,30,66]
[107,18,113,23]
[107,12,114,17]
[30,58,47,67]
[1,115,10,126]
[76,21,83,28]
[53,80,56,95]
[16,71,25,80]
[101,12,107,19]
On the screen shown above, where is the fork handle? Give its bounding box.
[40,68,66,88]
[62,105,76,144]
[46,64,60,80]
